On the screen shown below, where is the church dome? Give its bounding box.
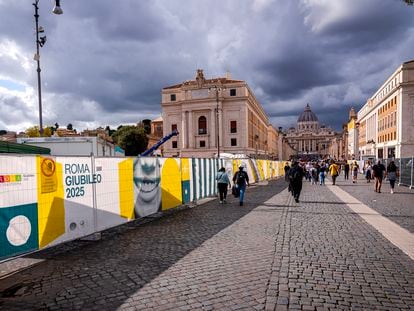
[298,104,318,122]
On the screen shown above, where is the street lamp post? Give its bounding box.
[33,0,63,136]
[209,85,225,160]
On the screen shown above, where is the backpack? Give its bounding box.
[288,167,300,181]
[236,172,246,185]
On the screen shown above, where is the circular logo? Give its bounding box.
[6,215,32,246]
[41,158,56,177]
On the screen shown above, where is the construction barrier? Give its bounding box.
[0,155,287,260]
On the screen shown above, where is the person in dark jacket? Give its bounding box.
[344,162,350,180]
[372,160,386,193]
[232,165,249,206]
[288,161,305,203]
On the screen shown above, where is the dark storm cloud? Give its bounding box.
[0,0,413,132]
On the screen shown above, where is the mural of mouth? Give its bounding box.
[139,178,159,193]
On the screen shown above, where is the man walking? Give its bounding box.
[233,165,249,206]
[372,160,386,193]
[288,161,305,203]
[344,162,350,180]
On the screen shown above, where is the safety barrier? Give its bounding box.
[0,155,286,260]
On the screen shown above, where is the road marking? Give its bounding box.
[327,183,414,261]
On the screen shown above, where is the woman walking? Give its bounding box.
[351,161,359,183]
[365,161,372,183]
[386,161,399,194]
[216,167,231,203]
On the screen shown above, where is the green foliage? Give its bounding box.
[111,125,148,156]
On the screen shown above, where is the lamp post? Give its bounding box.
[209,85,225,160]
[33,0,63,136]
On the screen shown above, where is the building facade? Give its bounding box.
[285,104,337,159]
[347,107,359,159]
[357,60,414,159]
[161,70,279,158]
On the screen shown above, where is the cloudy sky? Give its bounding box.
[0,0,413,133]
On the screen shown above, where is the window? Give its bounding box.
[170,94,176,101]
[230,89,236,96]
[199,140,206,148]
[231,138,237,146]
[171,124,177,132]
[230,121,237,133]
[198,116,207,134]
[172,141,177,148]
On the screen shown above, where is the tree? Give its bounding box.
[67,123,73,130]
[403,0,413,5]
[141,119,152,135]
[112,125,148,156]
[26,126,52,137]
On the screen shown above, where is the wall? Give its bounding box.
[0,155,285,261]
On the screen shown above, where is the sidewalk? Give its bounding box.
[0,178,413,310]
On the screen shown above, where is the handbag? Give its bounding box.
[232,185,240,198]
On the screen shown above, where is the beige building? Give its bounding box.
[347,107,359,159]
[358,60,414,159]
[285,104,337,159]
[161,70,279,158]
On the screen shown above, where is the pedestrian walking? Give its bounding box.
[288,161,305,203]
[216,167,231,203]
[344,162,350,180]
[386,161,399,194]
[319,163,326,185]
[310,163,318,185]
[328,160,340,185]
[232,165,249,206]
[372,160,386,193]
[365,161,372,183]
[351,161,359,183]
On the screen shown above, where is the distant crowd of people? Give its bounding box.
[215,158,399,207]
[283,158,400,202]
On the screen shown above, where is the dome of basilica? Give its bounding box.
[298,104,318,122]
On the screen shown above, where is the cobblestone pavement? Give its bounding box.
[0,178,413,310]
[331,173,414,234]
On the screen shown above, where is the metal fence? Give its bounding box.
[380,157,414,188]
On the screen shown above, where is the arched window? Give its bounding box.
[198,116,207,134]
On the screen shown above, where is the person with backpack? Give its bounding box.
[232,165,249,206]
[288,161,305,203]
[284,162,291,182]
[216,167,231,203]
